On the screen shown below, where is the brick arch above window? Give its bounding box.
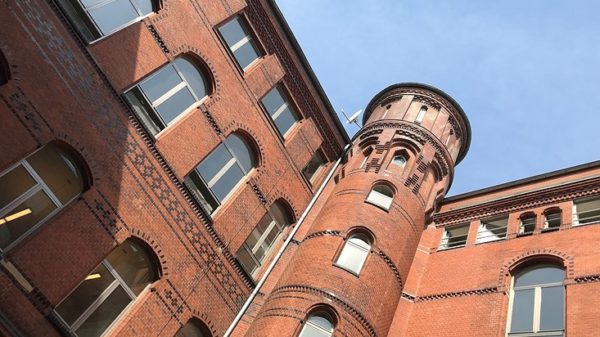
[498,250,575,291]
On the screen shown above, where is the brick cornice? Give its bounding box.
[434,175,600,226]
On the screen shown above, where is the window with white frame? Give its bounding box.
[54,239,158,337]
[438,224,469,250]
[174,318,212,337]
[415,106,428,124]
[519,214,536,235]
[302,151,325,183]
[218,16,262,70]
[476,216,508,243]
[543,209,562,230]
[57,0,156,42]
[573,197,600,226]
[236,202,292,278]
[298,311,335,337]
[125,57,210,136]
[507,265,564,336]
[184,134,256,214]
[261,86,300,136]
[366,184,394,210]
[391,154,407,168]
[335,233,371,275]
[0,143,87,252]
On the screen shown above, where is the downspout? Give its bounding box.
[224,143,351,337]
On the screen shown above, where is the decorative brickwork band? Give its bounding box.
[401,287,499,303]
[574,274,600,284]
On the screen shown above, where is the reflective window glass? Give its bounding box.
[335,234,371,274]
[218,16,262,70]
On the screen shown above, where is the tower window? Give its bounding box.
[439,224,469,250]
[360,147,373,169]
[299,311,335,337]
[56,0,156,42]
[237,202,292,278]
[0,143,88,252]
[366,184,394,210]
[476,216,508,243]
[218,16,263,70]
[391,154,407,167]
[184,134,256,214]
[508,265,564,336]
[302,151,325,184]
[415,106,428,124]
[543,209,562,230]
[124,56,210,137]
[518,213,536,235]
[54,239,158,337]
[334,233,371,275]
[573,197,600,226]
[261,86,300,136]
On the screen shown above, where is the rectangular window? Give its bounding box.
[544,210,562,230]
[261,86,300,136]
[302,151,325,183]
[573,198,600,226]
[476,216,508,243]
[438,224,469,250]
[519,216,536,235]
[218,16,262,70]
[415,106,427,124]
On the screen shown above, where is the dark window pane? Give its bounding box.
[184,172,218,214]
[237,246,258,276]
[28,144,84,204]
[540,286,564,331]
[0,165,37,210]
[139,65,182,103]
[88,0,139,35]
[105,241,156,296]
[155,87,196,125]
[211,165,244,202]
[55,264,116,325]
[302,152,325,182]
[56,0,100,41]
[219,17,246,47]
[75,285,131,337]
[261,87,285,115]
[270,202,291,227]
[510,289,534,333]
[274,107,298,135]
[125,89,164,135]
[0,190,57,249]
[175,319,208,337]
[198,143,232,182]
[515,266,564,287]
[233,40,260,69]
[226,134,254,172]
[174,58,208,100]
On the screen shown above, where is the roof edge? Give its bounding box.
[443,159,600,203]
[362,82,472,164]
[266,0,351,145]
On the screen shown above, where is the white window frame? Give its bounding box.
[238,210,287,277]
[125,58,208,137]
[219,16,262,71]
[506,267,565,337]
[476,216,508,244]
[0,147,82,253]
[299,313,335,337]
[261,86,300,137]
[53,257,152,337]
[334,234,371,275]
[415,106,428,124]
[438,224,469,250]
[365,185,394,211]
[572,198,600,226]
[543,210,561,230]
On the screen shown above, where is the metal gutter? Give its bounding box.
[266,0,351,145]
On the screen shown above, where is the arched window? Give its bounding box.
[366,184,394,210]
[125,56,211,136]
[0,142,88,251]
[237,201,292,278]
[543,208,562,230]
[519,213,536,235]
[415,105,428,124]
[335,232,371,275]
[55,239,159,337]
[0,49,9,86]
[508,265,564,336]
[299,311,336,337]
[391,154,407,168]
[184,134,256,214]
[57,0,157,42]
[175,318,212,337]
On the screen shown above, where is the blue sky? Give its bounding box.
[276,0,600,195]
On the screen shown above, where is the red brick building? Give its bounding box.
[0,1,598,337]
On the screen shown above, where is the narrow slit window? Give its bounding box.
[415,106,428,124]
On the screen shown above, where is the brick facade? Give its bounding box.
[0,1,598,337]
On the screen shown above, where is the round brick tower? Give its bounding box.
[244,83,470,337]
